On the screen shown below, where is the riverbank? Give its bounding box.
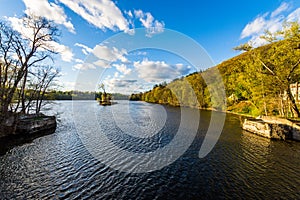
[133,99,300,142]
[0,113,57,155]
[204,109,300,141]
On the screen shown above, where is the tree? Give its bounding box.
[98,83,112,102]
[99,83,106,94]
[31,65,60,114]
[234,22,300,117]
[0,14,59,119]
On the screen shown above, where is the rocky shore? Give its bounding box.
[242,116,300,141]
[0,113,57,155]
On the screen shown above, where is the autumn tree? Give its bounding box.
[234,22,300,117]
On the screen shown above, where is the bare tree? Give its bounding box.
[0,23,22,116]
[33,65,60,114]
[16,65,60,114]
[0,14,59,119]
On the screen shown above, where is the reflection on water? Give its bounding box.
[0,101,299,199]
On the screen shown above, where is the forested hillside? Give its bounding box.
[130,22,300,117]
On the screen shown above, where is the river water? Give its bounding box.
[0,101,299,199]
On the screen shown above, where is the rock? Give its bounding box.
[15,115,56,135]
[0,114,57,155]
[242,119,272,138]
[242,117,300,141]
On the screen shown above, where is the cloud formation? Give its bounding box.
[93,45,128,68]
[58,0,130,33]
[106,79,137,88]
[93,59,110,68]
[75,43,93,55]
[103,78,139,94]
[271,2,289,18]
[286,8,300,23]
[113,63,132,75]
[241,13,268,39]
[22,0,164,37]
[48,41,74,62]
[22,0,75,33]
[241,2,299,46]
[134,9,165,37]
[133,59,191,83]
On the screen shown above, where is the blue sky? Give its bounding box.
[1,0,300,93]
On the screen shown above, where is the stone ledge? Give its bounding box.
[0,114,57,155]
[242,117,300,141]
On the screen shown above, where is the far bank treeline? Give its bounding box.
[130,22,300,118]
[38,91,129,101]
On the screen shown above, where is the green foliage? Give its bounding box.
[130,22,300,117]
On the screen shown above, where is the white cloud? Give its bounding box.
[247,36,269,47]
[8,16,74,62]
[93,45,128,65]
[113,63,132,75]
[240,3,300,47]
[124,10,135,35]
[134,10,144,18]
[22,0,75,33]
[103,78,138,93]
[139,12,154,29]
[287,8,300,23]
[22,0,164,37]
[271,2,289,18]
[134,9,165,37]
[58,0,130,33]
[48,41,74,62]
[73,63,96,70]
[241,14,268,39]
[125,10,133,18]
[133,59,191,83]
[75,58,84,63]
[114,72,119,78]
[75,43,93,55]
[8,17,35,40]
[93,60,110,68]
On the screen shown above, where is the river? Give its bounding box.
[0,100,299,199]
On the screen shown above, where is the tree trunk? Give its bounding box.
[280,95,285,117]
[20,69,28,113]
[286,86,300,118]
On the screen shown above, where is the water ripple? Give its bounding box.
[0,101,299,199]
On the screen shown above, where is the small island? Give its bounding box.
[97,83,116,106]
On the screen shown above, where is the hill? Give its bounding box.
[130,22,300,117]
